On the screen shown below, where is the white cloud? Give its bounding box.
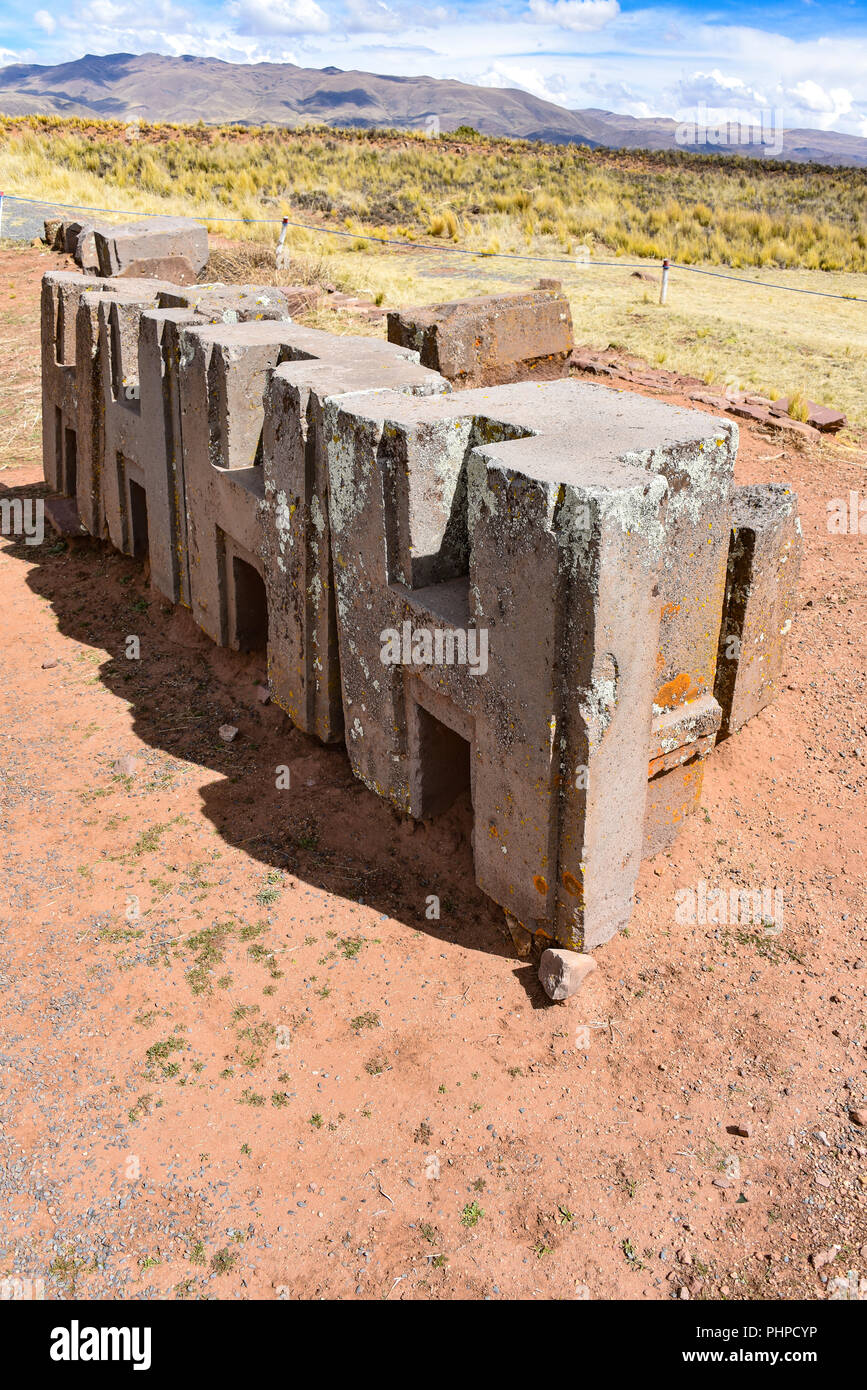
[574,75,654,118]
[79,1,129,22]
[527,0,619,33]
[676,69,770,110]
[787,79,853,128]
[229,0,331,35]
[344,0,403,32]
[475,63,568,104]
[33,10,56,33]
[74,0,194,30]
[672,69,774,127]
[670,67,863,137]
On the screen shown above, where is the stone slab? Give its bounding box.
[94,217,209,278]
[387,282,574,388]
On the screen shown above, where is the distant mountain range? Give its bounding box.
[1,52,866,167]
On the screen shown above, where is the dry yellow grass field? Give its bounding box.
[1,115,865,421]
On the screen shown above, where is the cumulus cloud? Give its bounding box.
[229,0,330,35]
[33,10,56,33]
[475,63,568,103]
[669,65,864,137]
[675,69,770,111]
[786,79,853,128]
[527,0,619,33]
[343,0,403,31]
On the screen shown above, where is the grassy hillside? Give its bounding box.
[1,115,866,421]
[2,114,866,270]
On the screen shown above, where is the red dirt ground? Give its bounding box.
[0,245,865,1302]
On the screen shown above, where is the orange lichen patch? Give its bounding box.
[660,601,681,620]
[655,672,701,710]
[683,761,704,797]
[561,870,583,901]
[533,874,547,895]
[669,763,705,824]
[488,824,499,838]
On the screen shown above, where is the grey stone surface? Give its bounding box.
[99,289,205,598]
[94,217,209,278]
[642,412,737,858]
[96,281,297,606]
[259,328,446,742]
[40,270,143,529]
[71,222,109,273]
[116,255,198,285]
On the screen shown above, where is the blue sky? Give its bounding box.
[1,1,865,134]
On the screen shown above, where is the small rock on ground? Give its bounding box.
[538,948,597,1001]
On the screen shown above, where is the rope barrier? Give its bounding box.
[2,190,865,302]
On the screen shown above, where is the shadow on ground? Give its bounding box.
[2,474,539,978]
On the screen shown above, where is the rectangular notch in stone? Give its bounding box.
[228,549,268,653]
[384,416,532,590]
[406,682,475,820]
[128,477,150,560]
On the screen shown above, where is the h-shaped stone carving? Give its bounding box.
[41,270,174,533]
[99,284,294,604]
[176,320,447,739]
[324,379,737,949]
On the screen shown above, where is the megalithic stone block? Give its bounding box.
[42,270,91,499]
[127,305,211,603]
[97,282,294,603]
[94,217,209,278]
[41,270,162,528]
[74,285,120,537]
[157,283,295,321]
[37,261,796,963]
[260,332,447,743]
[177,320,299,650]
[96,284,189,568]
[43,218,64,251]
[155,283,295,604]
[714,483,802,738]
[326,379,730,950]
[178,319,445,731]
[386,282,574,387]
[115,256,198,285]
[642,415,737,857]
[42,270,110,499]
[65,220,110,272]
